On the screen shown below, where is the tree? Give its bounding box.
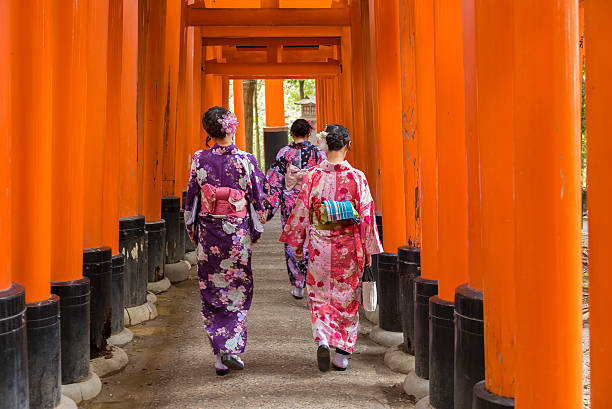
[243,79,256,153]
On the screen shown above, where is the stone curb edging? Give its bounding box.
[165,260,191,283]
[55,395,78,409]
[414,396,433,409]
[147,277,171,294]
[369,325,403,347]
[384,345,415,374]
[108,327,134,347]
[403,370,430,400]
[124,296,158,327]
[90,346,129,378]
[61,371,102,404]
[184,251,197,267]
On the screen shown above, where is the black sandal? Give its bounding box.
[221,355,245,370]
[216,367,229,376]
[317,345,330,372]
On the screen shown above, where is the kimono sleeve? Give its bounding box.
[355,172,383,256]
[246,153,268,243]
[263,148,287,220]
[184,151,202,243]
[279,171,313,249]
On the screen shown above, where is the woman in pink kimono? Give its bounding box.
[280,124,382,372]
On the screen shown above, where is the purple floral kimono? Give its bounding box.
[185,144,267,355]
[264,141,325,289]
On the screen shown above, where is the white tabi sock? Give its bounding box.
[216,355,228,371]
[333,353,348,369]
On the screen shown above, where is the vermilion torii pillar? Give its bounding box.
[50,0,94,389]
[0,3,27,407]
[372,0,407,253]
[472,1,515,407]
[142,0,168,285]
[11,2,62,407]
[233,80,247,151]
[264,79,287,170]
[405,0,439,400]
[429,1,469,408]
[586,1,612,408]
[513,1,582,408]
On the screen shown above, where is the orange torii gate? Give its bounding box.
[0,1,602,409]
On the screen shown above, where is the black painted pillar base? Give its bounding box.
[378,252,402,332]
[0,283,28,409]
[473,381,515,409]
[414,277,438,379]
[83,247,112,355]
[178,209,186,260]
[111,254,125,335]
[145,220,166,282]
[263,126,289,171]
[398,245,421,354]
[161,196,181,264]
[26,294,61,409]
[454,284,484,409]
[429,295,455,409]
[182,190,195,253]
[119,215,147,308]
[50,278,90,385]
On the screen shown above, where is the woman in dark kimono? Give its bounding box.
[184,106,267,376]
[264,119,325,299]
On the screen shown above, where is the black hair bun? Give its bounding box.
[324,124,350,151]
[290,119,313,138]
[202,106,229,140]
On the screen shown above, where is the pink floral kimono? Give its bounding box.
[279,160,383,353]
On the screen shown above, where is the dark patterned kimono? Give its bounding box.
[264,141,325,289]
[185,144,267,355]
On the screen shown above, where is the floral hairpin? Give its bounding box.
[218,112,239,136]
[316,131,329,152]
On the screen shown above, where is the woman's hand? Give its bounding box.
[365,253,372,267]
[294,246,305,261]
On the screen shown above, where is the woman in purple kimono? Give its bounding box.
[185,106,267,376]
[264,119,325,299]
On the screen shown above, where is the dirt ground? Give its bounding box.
[81,218,410,409]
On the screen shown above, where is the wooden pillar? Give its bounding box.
[104,0,123,255]
[265,79,285,127]
[119,0,140,218]
[11,0,54,302]
[173,0,190,197]
[349,0,366,172]
[162,0,182,197]
[193,27,203,150]
[399,0,420,247]
[83,0,110,248]
[586,1,612,408]
[222,76,230,109]
[233,80,246,151]
[415,0,438,281]
[433,0,468,301]
[142,0,167,222]
[373,0,407,252]
[513,1,582,407]
[0,1,10,292]
[51,0,89,281]
[462,0,483,291]
[585,1,612,409]
[475,0,516,400]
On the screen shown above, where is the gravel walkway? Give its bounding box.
[81,218,409,409]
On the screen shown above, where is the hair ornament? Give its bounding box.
[316,131,329,152]
[218,112,239,136]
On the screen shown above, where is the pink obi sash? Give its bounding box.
[285,164,308,190]
[201,184,248,218]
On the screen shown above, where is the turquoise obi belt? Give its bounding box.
[321,200,359,224]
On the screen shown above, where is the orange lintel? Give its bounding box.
[203,61,340,77]
[187,7,350,27]
[203,37,341,47]
[201,26,343,38]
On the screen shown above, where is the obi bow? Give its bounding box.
[200,183,247,218]
[285,164,308,191]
